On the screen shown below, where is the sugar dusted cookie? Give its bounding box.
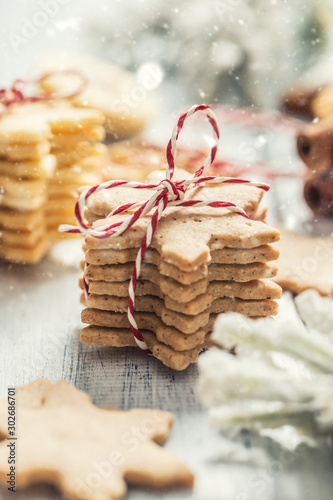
[0,239,49,264]
[87,167,266,221]
[81,325,208,369]
[0,208,44,231]
[84,261,277,285]
[82,296,278,333]
[0,155,55,180]
[81,277,281,303]
[0,379,194,499]
[82,281,281,316]
[0,108,50,160]
[84,243,279,267]
[85,212,279,271]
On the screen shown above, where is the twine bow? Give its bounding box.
[59,104,270,354]
[0,70,88,119]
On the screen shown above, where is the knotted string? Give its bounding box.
[0,70,87,119]
[59,104,270,354]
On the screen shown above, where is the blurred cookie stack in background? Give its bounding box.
[0,100,107,263]
[34,56,160,236]
[44,102,107,241]
[103,141,208,183]
[0,55,158,263]
[0,105,55,264]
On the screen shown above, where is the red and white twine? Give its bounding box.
[59,104,270,354]
[0,70,88,119]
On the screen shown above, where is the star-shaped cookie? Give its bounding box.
[0,379,193,500]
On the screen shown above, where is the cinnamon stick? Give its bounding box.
[282,86,318,118]
[297,115,333,171]
[304,171,333,216]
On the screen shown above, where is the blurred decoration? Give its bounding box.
[82,0,328,108]
[198,291,333,450]
[103,140,208,182]
[2,0,333,111]
[37,54,158,139]
[281,2,333,117]
[103,128,306,186]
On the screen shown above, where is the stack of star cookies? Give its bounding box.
[0,101,106,262]
[0,105,55,263]
[45,102,107,240]
[79,169,281,370]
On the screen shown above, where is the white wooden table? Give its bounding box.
[1,121,333,500]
